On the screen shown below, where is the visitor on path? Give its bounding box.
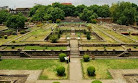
[64,56,69,64]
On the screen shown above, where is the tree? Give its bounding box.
[80,8,98,22]
[52,2,63,9]
[97,5,110,18]
[62,5,76,16]
[110,2,137,25]
[0,10,10,24]
[46,7,65,21]
[6,14,26,30]
[50,34,58,43]
[80,8,93,22]
[88,5,99,14]
[76,4,87,14]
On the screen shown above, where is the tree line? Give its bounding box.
[0,1,138,30]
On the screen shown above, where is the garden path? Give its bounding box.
[69,28,80,56]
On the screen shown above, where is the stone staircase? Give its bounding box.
[70,40,80,56]
[20,51,32,57]
[117,51,129,57]
[69,28,80,56]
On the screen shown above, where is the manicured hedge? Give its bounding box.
[83,54,90,62]
[59,53,66,62]
[56,66,65,76]
[87,66,95,76]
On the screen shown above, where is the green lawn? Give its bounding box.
[0,59,68,80]
[24,46,67,50]
[92,25,118,44]
[0,26,8,31]
[98,25,135,43]
[81,59,138,79]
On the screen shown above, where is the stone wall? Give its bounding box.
[0,50,70,56]
[80,50,138,56]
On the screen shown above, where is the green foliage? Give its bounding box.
[56,19,61,23]
[91,80,102,83]
[12,31,17,35]
[91,19,97,24]
[20,31,25,34]
[61,5,76,16]
[59,53,67,62]
[53,82,60,83]
[86,32,91,40]
[30,5,65,22]
[110,2,137,25]
[97,5,110,18]
[11,46,15,49]
[12,41,16,43]
[47,7,65,21]
[84,29,87,34]
[79,8,94,22]
[76,4,87,14]
[83,54,90,62]
[48,20,52,23]
[6,14,26,29]
[56,66,65,76]
[50,34,58,43]
[79,8,99,22]
[0,10,11,24]
[87,66,95,76]
[44,13,52,21]
[4,35,8,39]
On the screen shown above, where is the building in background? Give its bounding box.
[0,6,9,11]
[9,8,30,16]
[61,3,72,5]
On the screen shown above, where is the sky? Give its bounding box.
[0,0,138,8]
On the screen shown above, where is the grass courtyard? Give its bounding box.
[0,59,69,80]
[2,46,67,50]
[81,59,138,79]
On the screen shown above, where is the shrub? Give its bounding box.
[84,29,87,34]
[4,35,8,39]
[12,31,17,35]
[53,82,60,83]
[20,31,25,34]
[104,46,106,49]
[134,46,137,49]
[87,66,95,76]
[91,19,97,24]
[56,66,65,76]
[37,23,43,27]
[59,53,66,62]
[48,20,52,23]
[56,19,61,23]
[11,46,15,49]
[12,41,16,43]
[91,80,102,83]
[50,34,58,43]
[83,54,90,62]
[87,32,91,40]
